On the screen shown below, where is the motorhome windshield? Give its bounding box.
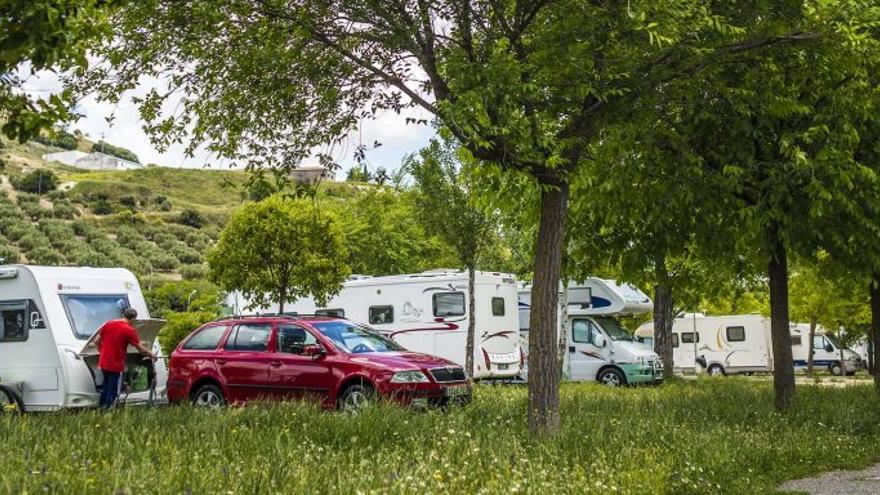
[61,295,130,339]
[312,321,404,353]
[594,316,634,342]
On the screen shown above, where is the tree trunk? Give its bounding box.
[558,281,570,380]
[807,316,817,376]
[653,260,675,380]
[768,233,795,411]
[527,179,568,436]
[278,283,287,315]
[466,264,476,378]
[870,275,880,392]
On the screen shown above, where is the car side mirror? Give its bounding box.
[303,344,326,357]
[825,344,834,353]
[593,334,607,348]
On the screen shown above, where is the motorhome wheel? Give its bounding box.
[191,384,225,409]
[597,368,625,387]
[707,364,725,376]
[830,362,843,376]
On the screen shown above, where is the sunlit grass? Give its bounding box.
[1,379,878,494]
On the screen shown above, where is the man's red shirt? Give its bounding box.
[97,319,140,373]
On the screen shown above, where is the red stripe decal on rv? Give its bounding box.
[389,322,460,338]
[580,351,604,359]
[480,330,517,343]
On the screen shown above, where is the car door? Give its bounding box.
[269,325,333,403]
[217,322,273,403]
[568,318,610,381]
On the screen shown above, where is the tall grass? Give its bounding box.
[1,379,879,494]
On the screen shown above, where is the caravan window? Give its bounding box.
[0,301,28,342]
[790,335,802,346]
[61,295,130,339]
[726,326,746,342]
[671,334,680,348]
[368,306,394,324]
[491,297,505,316]
[681,332,699,344]
[433,292,465,317]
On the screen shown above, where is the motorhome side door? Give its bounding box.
[568,318,610,381]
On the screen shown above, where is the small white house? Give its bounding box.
[0,265,166,411]
[42,151,141,171]
[288,164,335,183]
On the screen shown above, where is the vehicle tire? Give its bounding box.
[830,362,843,376]
[597,368,626,387]
[338,383,377,413]
[0,385,23,414]
[707,364,726,377]
[191,384,225,409]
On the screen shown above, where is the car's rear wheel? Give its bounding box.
[191,384,225,409]
[338,383,376,413]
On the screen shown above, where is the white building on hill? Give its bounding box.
[43,151,142,171]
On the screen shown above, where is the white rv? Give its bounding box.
[634,314,862,376]
[789,323,863,376]
[518,278,663,386]
[0,265,166,411]
[227,270,521,380]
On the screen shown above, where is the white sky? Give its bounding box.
[20,69,436,175]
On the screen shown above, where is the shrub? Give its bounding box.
[17,231,50,251]
[33,130,78,150]
[71,221,97,237]
[16,193,39,205]
[153,195,172,211]
[0,242,20,263]
[92,141,140,163]
[26,246,65,265]
[52,202,78,219]
[92,199,113,215]
[0,158,5,170]
[171,244,202,264]
[148,252,180,272]
[157,311,216,355]
[1,221,30,242]
[180,263,208,280]
[19,202,48,220]
[14,169,58,194]
[177,208,204,228]
[119,195,138,210]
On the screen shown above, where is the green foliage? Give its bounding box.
[177,208,203,228]
[91,140,140,163]
[1,381,880,493]
[32,129,77,150]
[14,169,57,194]
[91,198,113,215]
[208,195,350,310]
[180,263,208,281]
[0,240,21,264]
[157,310,216,355]
[145,279,224,318]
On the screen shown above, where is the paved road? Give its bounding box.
[779,463,880,494]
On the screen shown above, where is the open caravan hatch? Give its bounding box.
[78,318,166,403]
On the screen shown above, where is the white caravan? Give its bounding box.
[0,265,166,411]
[518,278,663,386]
[227,270,521,380]
[634,314,862,376]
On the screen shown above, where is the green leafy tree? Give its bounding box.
[145,279,224,319]
[157,311,216,355]
[407,139,498,377]
[14,169,57,194]
[91,140,140,163]
[1,1,116,141]
[85,0,858,433]
[207,195,350,313]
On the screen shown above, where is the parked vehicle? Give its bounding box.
[228,270,521,380]
[167,314,472,410]
[0,265,166,412]
[634,314,862,376]
[518,278,663,386]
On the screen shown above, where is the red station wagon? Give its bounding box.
[167,315,472,410]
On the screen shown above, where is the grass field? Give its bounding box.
[2,379,880,494]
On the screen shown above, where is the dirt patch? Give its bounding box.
[780,463,880,495]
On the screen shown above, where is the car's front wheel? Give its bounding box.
[191,384,225,409]
[338,383,376,413]
[597,368,626,387]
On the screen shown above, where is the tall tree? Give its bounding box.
[406,139,497,378]
[207,195,350,313]
[85,0,849,433]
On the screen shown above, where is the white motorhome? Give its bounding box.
[0,265,166,411]
[634,314,862,376]
[518,278,663,386]
[789,323,863,376]
[227,270,521,380]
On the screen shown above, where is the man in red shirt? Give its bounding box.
[93,308,157,409]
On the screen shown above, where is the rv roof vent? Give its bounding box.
[348,274,373,280]
[0,267,19,279]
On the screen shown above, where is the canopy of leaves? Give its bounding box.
[207,194,350,309]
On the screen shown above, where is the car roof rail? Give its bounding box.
[212,313,342,322]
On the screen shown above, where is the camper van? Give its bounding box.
[227,270,521,380]
[634,315,862,376]
[0,265,166,411]
[518,278,662,386]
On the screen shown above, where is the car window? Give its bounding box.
[572,319,600,345]
[225,323,271,351]
[182,325,228,350]
[277,325,318,355]
[313,321,404,353]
